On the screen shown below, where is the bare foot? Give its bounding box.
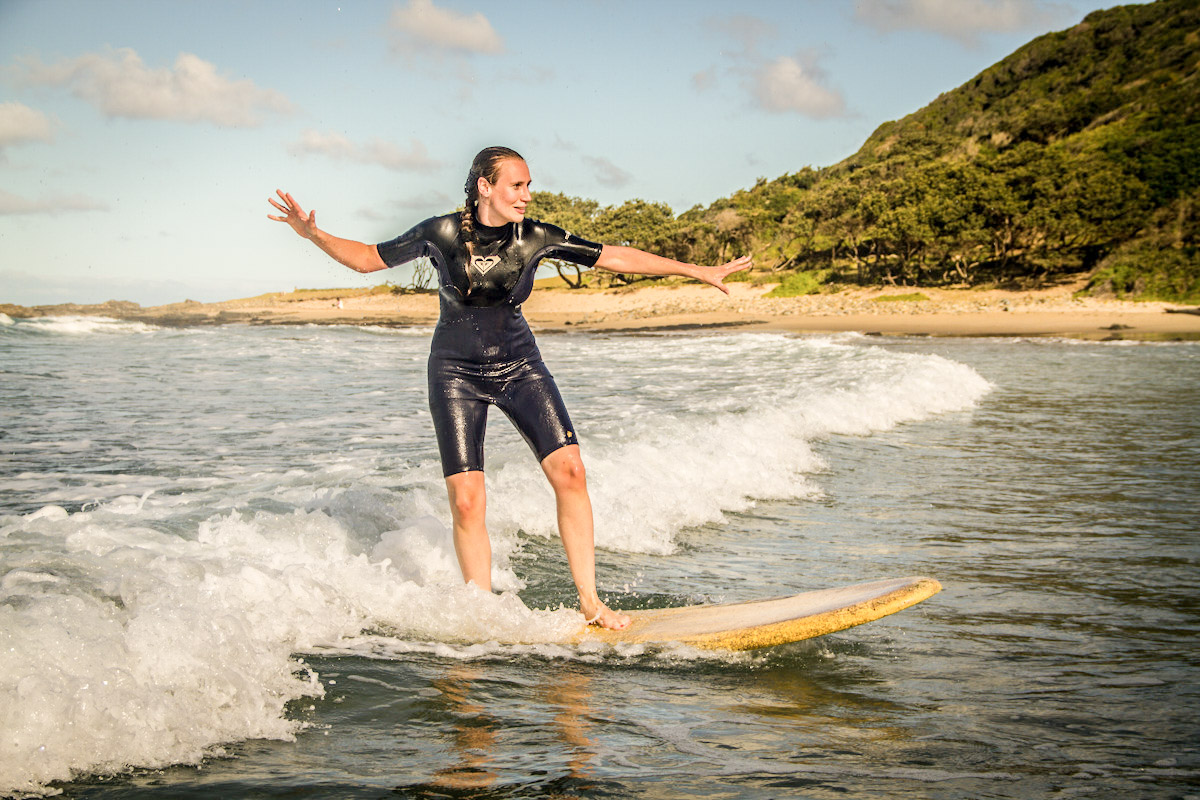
[583,602,631,631]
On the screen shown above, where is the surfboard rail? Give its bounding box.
[577,576,942,651]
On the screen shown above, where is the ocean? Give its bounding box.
[1,315,1197,798]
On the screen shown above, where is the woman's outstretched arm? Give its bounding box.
[268,190,388,274]
[593,246,752,295]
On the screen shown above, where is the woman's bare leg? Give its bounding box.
[445,470,491,591]
[541,445,630,630]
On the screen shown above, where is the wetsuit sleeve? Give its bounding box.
[535,221,603,268]
[376,217,437,267]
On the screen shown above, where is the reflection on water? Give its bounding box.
[427,665,501,791]
[417,664,596,796]
[393,659,604,800]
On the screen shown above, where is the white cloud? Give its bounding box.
[753,55,846,118]
[14,48,294,127]
[704,14,775,57]
[582,155,633,189]
[854,0,1066,43]
[357,190,452,221]
[0,189,108,216]
[541,139,632,190]
[0,102,55,149]
[692,67,717,92]
[697,14,847,118]
[389,0,503,56]
[289,129,441,172]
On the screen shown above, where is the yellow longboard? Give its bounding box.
[577,576,941,651]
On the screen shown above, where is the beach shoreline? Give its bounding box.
[5,280,1199,340]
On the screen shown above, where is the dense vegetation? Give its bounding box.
[530,0,1199,301]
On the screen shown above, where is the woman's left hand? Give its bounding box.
[593,246,753,293]
[695,254,754,294]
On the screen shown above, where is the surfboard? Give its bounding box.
[576,576,941,651]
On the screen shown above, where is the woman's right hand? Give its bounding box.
[267,189,388,273]
[267,190,319,239]
[694,254,754,294]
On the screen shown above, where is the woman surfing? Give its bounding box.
[269,146,750,630]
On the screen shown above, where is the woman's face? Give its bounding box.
[478,158,532,226]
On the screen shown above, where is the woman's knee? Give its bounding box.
[543,447,587,492]
[446,472,486,523]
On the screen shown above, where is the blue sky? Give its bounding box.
[1,0,1129,306]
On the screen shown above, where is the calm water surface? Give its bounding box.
[1,319,1197,798]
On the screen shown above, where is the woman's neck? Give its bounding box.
[475,205,508,229]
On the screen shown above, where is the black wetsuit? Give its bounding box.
[376,213,603,476]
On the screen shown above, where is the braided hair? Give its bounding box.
[461,146,524,259]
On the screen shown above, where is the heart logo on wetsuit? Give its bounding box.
[471,255,500,275]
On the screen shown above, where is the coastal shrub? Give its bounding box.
[873,292,931,302]
[767,270,829,297]
[1080,247,1200,303]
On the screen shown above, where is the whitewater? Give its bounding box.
[2,317,1196,799]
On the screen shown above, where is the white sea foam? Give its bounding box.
[347,324,434,337]
[0,327,994,796]
[482,335,993,554]
[323,632,750,667]
[0,497,581,795]
[6,315,159,336]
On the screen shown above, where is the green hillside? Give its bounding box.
[532,0,1200,301]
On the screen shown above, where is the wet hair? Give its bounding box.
[461,146,524,258]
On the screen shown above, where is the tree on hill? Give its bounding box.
[530,192,684,288]
[531,0,1199,302]
[782,0,1197,293]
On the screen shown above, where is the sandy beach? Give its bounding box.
[5,279,1200,340]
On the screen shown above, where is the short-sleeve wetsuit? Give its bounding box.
[376,213,603,476]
